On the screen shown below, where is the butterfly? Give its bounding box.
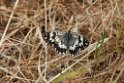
[41,27,89,55]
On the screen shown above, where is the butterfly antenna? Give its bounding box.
[67,16,74,32]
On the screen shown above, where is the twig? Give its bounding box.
[0,0,19,46]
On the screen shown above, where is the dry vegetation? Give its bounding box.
[0,0,124,83]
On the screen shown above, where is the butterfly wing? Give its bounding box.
[69,33,89,55]
[41,27,56,46]
[78,34,89,50]
[42,29,68,54]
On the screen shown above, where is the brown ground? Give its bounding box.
[0,0,124,83]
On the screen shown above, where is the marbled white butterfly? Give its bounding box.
[41,27,89,55]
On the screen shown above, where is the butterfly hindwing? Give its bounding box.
[68,33,89,55]
[78,35,89,50]
[68,33,79,55]
[54,31,68,54]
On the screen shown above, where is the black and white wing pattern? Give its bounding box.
[41,28,89,55]
[41,28,68,54]
[68,32,89,55]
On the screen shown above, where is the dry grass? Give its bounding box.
[0,0,124,83]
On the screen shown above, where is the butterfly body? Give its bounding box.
[41,28,89,55]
